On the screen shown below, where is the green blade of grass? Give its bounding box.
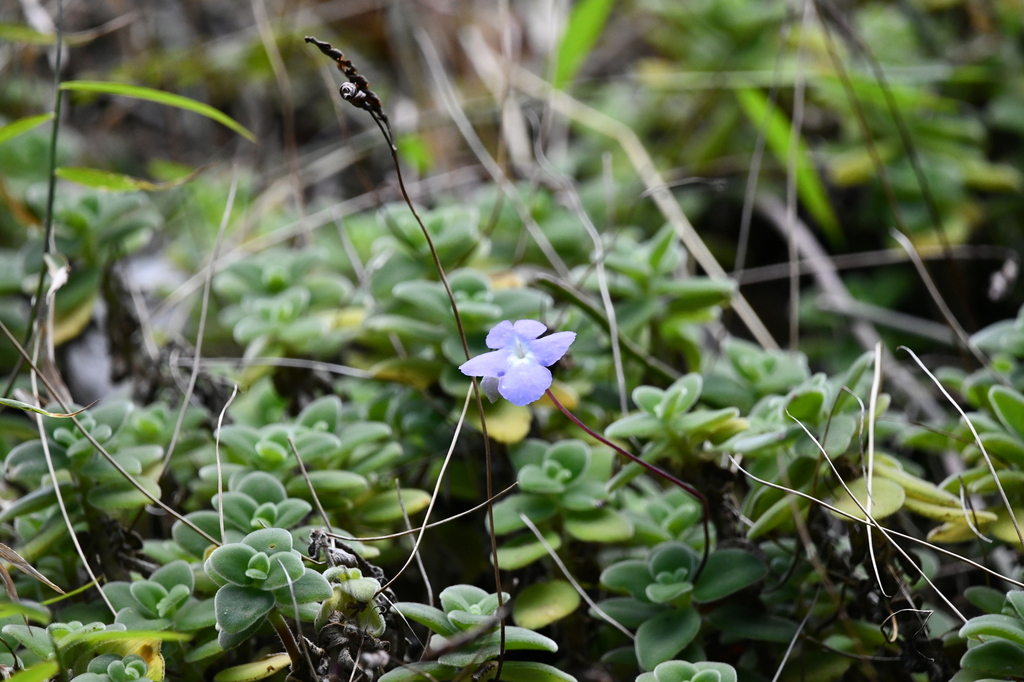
[0,22,53,45]
[56,165,207,192]
[736,87,843,247]
[8,661,58,682]
[60,80,256,143]
[0,397,86,418]
[0,113,55,146]
[554,0,614,89]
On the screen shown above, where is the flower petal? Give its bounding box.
[481,376,501,402]
[512,320,547,341]
[485,321,516,349]
[530,331,576,366]
[498,363,552,406]
[459,349,509,378]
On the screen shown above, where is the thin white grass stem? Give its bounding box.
[279,556,317,675]
[160,168,239,480]
[543,169,627,417]
[899,346,1024,548]
[517,512,634,641]
[731,455,973,620]
[28,337,115,616]
[736,21,790,278]
[397,480,433,607]
[376,390,472,595]
[866,342,887,596]
[325,483,517,543]
[215,385,239,544]
[958,479,991,543]
[289,437,333,534]
[890,230,998,377]
[175,356,371,379]
[770,587,819,682]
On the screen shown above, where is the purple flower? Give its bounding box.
[459,320,576,406]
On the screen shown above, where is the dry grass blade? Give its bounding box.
[517,512,634,640]
[461,30,778,351]
[899,346,1024,549]
[397,480,433,607]
[890,230,1000,378]
[0,544,64,595]
[415,28,570,281]
[785,0,813,350]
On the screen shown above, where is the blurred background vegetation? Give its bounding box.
[2,0,1024,680]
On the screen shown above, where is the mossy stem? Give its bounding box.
[269,608,305,673]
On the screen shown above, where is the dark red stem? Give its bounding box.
[545,389,710,579]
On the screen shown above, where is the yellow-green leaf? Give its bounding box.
[927,520,983,544]
[990,509,1024,546]
[513,580,580,629]
[0,23,53,45]
[0,113,54,146]
[875,464,960,506]
[468,400,531,444]
[60,80,255,142]
[214,654,292,682]
[7,661,59,682]
[830,477,904,522]
[55,166,206,192]
[902,496,995,524]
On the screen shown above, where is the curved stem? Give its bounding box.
[268,608,305,673]
[375,111,506,679]
[545,389,710,579]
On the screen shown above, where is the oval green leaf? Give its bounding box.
[693,549,767,603]
[513,580,581,629]
[635,608,701,671]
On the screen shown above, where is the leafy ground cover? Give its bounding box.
[1,1,1024,681]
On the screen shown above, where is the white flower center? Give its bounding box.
[510,338,534,364]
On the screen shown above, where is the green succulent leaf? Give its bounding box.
[635,609,701,671]
[693,549,767,603]
[214,585,275,634]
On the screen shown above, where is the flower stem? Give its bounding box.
[545,389,710,579]
[371,109,506,679]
